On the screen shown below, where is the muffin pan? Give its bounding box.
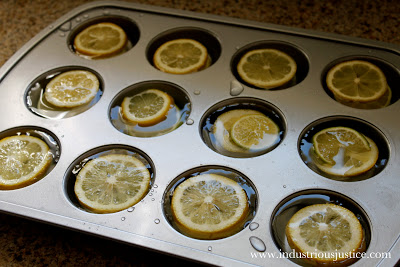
[0,1,399,266]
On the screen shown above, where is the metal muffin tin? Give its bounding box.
[0,1,399,266]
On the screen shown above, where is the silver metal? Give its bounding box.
[0,1,399,266]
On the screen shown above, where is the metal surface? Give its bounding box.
[0,1,399,266]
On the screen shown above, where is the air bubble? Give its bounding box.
[194,90,201,95]
[208,246,212,251]
[186,119,194,125]
[121,217,126,221]
[154,219,160,224]
[127,207,135,212]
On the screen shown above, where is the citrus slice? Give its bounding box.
[326,60,387,102]
[74,22,127,58]
[153,39,208,74]
[212,109,265,153]
[312,126,371,166]
[237,48,297,89]
[334,85,392,110]
[0,135,52,189]
[313,136,378,176]
[121,89,173,127]
[171,174,248,240]
[74,154,150,213]
[286,204,364,265]
[44,70,100,108]
[231,114,280,151]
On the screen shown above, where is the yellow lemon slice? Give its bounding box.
[153,39,208,74]
[0,135,52,189]
[121,89,173,127]
[171,174,248,240]
[312,126,371,165]
[74,154,151,213]
[230,114,280,151]
[237,48,297,89]
[286,204,364,265]
[334,85,392,110]
[326,60,387,102]
[74,22,127,58]
[313,136,378,176]
[44,70,100,108]
[212,109,265,153]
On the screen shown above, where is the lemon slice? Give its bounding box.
[74,154,150,213]
[286,204,364,265]
[334,85,392,109]
[74,22,127,58]
[230,114,280,151]
[313,136,378,176]
[212,109,265,153]
[237,48,297,89]
[44,70,100,108]
[312,126,371,165]
[0,135,52,189]
[153,39,208,74]
[326,60,387,102]
[171,174,248,240]
[121,89,173,127]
